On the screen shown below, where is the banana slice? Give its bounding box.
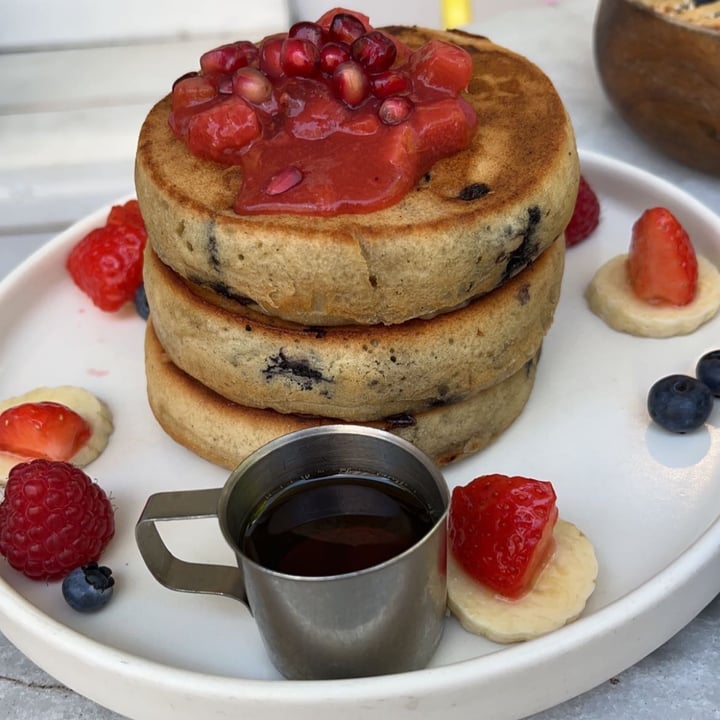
[0,386,114,484]
[447,519,598,643]
[585,253,720,338]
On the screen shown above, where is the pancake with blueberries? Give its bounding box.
[135,22,579,326]
[136,11,578,468]
[144,236,563,421]
[144,321,543,468]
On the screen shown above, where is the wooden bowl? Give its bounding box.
[594,0,720,176]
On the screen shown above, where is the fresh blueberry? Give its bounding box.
[696,350,720,397]
[134,283,150,320]
[62,563,115,612]
[647,374,713,433]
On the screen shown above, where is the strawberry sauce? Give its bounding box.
[168,8,478,215]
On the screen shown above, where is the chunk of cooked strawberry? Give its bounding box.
[0,402,91,462]
[171,74,218,113]
[283,78,351,140]
[410,39,474,95]
[627,207,698,306]
[186,96,261,163]
[409,97,477,170]
[448,473,558,599]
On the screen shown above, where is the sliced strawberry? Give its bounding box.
[627,207,698,306]
[0,402,91,462]
[448,473,558,599]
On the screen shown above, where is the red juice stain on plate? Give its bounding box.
[87,369,109,377]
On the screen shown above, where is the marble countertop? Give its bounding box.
[1,1,719,718]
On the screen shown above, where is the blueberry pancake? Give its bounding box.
[144,322,542,468]
[135,26,578,326]
[137,13,578,466]
[144,237,563,421]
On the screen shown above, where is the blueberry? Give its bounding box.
[647,374,713,433]
[134,283,150,320]
[696,350,720,397]
[62,563,115,612]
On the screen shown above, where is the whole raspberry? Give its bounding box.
[67,201,147,312]
[0,459,115,581]
[565,175,600,247]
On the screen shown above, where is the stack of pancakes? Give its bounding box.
[135,27,579,469]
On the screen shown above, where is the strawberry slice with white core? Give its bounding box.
[449,473,559,599]
[0,401,91,462]
[627,207,698,306]
[0,387,114,484]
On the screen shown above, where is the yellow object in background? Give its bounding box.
[442,0,471,27]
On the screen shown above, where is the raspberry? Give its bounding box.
[0,459,115,581]
[565,175,600,247]
[67,201,147,312]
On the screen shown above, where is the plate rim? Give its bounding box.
[1,148,719,718]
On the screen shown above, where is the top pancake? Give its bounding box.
[135,26,579,326]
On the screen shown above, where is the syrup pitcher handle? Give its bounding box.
[135,488,248,605]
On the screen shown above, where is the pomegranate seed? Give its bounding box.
[328,13,366,44]
[319,41,352,74]
[280,37,320,77]
[378,96,414,125]
[265,166,303,195]
[289,21,325,47]
[370,69,411,98]
[233,67,273,103]
[259,35,285,79]
[332,60,370,107]
[351,31,397,74]
[200,41,258,75]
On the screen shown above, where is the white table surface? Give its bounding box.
[1,0,719,718]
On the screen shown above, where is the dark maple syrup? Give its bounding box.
[241,472,438,576]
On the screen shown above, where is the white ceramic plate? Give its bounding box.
[0,150,719,720]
